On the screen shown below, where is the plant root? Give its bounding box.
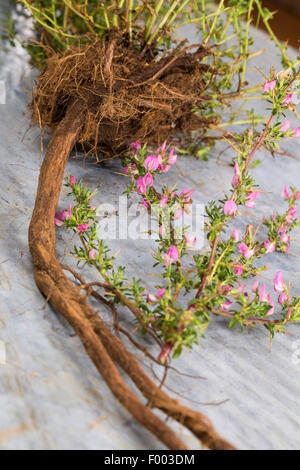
[31,35,219,160]
[28,100,235,450]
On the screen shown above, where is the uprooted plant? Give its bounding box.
[56,66,300,366]
[4,0,299,450]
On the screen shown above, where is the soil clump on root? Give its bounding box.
[31,34,218,160]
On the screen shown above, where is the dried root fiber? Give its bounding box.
[31,35,219,159]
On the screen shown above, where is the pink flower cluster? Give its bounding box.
[279,120,300,136]
[126,141,179,195]
[263,77,300,136]
[222,271,292,318]
[284,185,300,202]
[147,287,166,303]
[143,141,177,174]
[238,242,255,259]
[263,78,294,106]
[252,271,290,316]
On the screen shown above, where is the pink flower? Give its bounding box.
[286,206,297,223]
[259,284,268,302]
[274,271,285,292]
[267,301,275,316]
[234,162,241,175]
[160,164,171,173]
[283,93,294,105]
[128,141,141,152]
[184,233,197,248]
[136,177,147,194]
[147,293,158,303]
[231,175,240,188]
[156,140,167,156]
[232,227,239,242]
[224,200,237,217]
[284,185,290,199]
[272,210,277,222]
[294,191,300,201]
[263,80,276,92]
[245,191,259,209]
[238,242,248,255]
[179,187,195,203]
[280,227,290,244]
[278,292,288,306]
[264,239,276,253]
[69,175,76,186]
[124,165,129,173]
[234,265,244,276]
[292,127,300,137]
[144,155,160,171]
[88,248,95,259]
[231,162,241,187]
[279,120,291,132]
[159,195,168,208]
[163,245,179,266]
[222,285,232,294]
[90,205,97,211]
[252,280,259,293]
[287,307,293,320]
[238,242,255,258]
[54,203,72,226]
[156,154,163,166]
[67,203,72,219]
[77,223,88,234]
[141,200,149,209]
[221,301,232,311]
[277,223,284,234]
[144,172,153,187]
[168,148,177,165]
[54,210,66,226]
[237,284,246,294]
[157,288,165,299]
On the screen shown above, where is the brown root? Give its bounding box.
[28,100,235,450]
[31,36,219,159]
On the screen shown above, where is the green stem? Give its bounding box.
[145,0,164,42]
[204,0,224,44]
[254,0,291,66]
[240,0,254,84]
[146,0,182,46]
[218,117,265,128]
[166,0,190,30]
[127,0,134,42]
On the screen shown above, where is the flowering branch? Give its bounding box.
[56,68,300,363]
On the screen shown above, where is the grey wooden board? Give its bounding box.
[0,2,300,450]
